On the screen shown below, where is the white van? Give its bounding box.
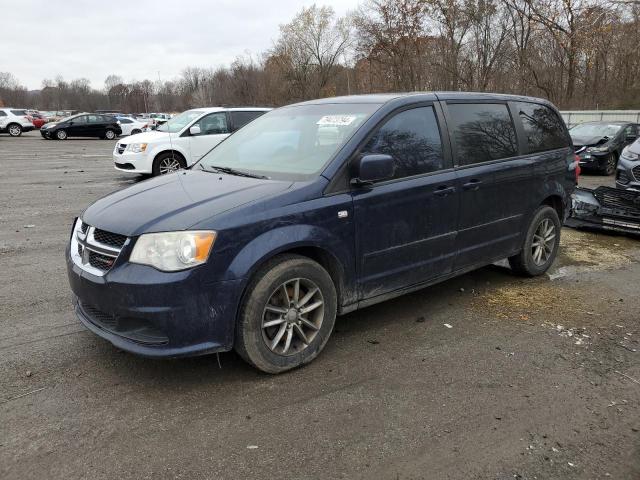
[113,107,270,176]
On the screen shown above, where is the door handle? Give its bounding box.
[462,179,482,191]
[434,185,455,197]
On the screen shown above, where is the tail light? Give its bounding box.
[574,154,581,182]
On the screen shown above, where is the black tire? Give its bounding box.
[602,152,617,176]
[152,152,186,176]
[7,123,22,137]
[235,254,337,374]
[104,129,117,140]
[55,129,67,140]
[508,205,561,277]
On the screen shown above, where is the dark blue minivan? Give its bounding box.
[67,92,577,373]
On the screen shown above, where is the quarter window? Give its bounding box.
[516,102,569,153]
[10,110,27,116]
[231,111,265,131]
[362,106,444,180]
[0,111,7,117]
[448,103,518,164]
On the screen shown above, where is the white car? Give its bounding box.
[116,117,148,136]
[113,107,270,176]
[0,108,35,136]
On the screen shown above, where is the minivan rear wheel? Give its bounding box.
[508,205,561,276]
[235,254,337,374]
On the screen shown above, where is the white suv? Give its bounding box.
[0,108,35,136]
[113,107,270,176]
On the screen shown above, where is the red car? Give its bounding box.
[26,111,46,129]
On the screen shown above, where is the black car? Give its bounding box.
[67,92,577,373]
[569,121,638,175]
[41,113,122,140]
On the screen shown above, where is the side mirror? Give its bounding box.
[352,154,395,186]
[189,125,201,136]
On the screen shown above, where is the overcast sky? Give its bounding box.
[2,0,361,90]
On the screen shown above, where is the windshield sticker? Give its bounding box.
[317,115,357,126]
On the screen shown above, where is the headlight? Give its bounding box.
[126,143,147,153]
[130,231,216,271]
[586,146,608,153]
[621,147,639,161]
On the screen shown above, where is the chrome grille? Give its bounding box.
[70,219,127,276]
[632,165,640,181]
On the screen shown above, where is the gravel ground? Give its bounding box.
[1,131,638,480]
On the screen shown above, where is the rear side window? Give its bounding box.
[448,103,517,164]
[0,111,7,117]
[119,118,132,124]
[516,102,569,153]
[11,110,27,116]
[362,106,444,179]
[231,111,265,131]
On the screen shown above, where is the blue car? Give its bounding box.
[67,92,577,373]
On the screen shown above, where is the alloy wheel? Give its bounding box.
[261,277,324,356]
[531,218,556,266]
[606,154,617,175]
[158,157,181,174]
[105,130,116,140]
[56,130,67,140]
[8,125,21,136]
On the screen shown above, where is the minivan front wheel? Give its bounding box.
[152,152,186,176]
[235,254,337,374]
[509,205,561,276]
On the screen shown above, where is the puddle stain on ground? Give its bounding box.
[471,229,638,320]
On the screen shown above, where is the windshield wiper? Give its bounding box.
[198,164,269,179]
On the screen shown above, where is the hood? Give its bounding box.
[570,134,610,147]
[82,170,293,236]
[119,130,174,144]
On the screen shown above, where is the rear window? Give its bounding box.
[516,102,569,153]
[447,103,518,164]
[10,110,27,116]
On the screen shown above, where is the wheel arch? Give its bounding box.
[540,194,564,221]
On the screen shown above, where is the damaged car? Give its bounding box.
[570,121,638,175]
[567,186,640,235]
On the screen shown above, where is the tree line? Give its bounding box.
[1,0,640,113]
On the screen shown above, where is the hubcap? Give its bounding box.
[159,157,181,174]
[261,278,324,356]
[57,130,66,139]
[106,130,115,139]
[531,218,556,266]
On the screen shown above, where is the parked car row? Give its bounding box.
[67,92,579,373]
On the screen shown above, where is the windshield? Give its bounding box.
[198,103,379,181]
[156,110,204,133]
[570,123,622,138]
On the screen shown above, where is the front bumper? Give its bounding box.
[67,249,243,358]
[615,156,640,190]
[113,149,152,174]
[567,186,640,235]
[576,151,607,169]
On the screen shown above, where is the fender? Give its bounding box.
[149,144,190,165]
[222,223,357,308]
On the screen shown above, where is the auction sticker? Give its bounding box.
[317,115,357,126]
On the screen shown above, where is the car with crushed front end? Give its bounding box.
[67,92,578,373]
[570,121,638,175]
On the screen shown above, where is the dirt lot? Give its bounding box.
[1,131,639,480]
